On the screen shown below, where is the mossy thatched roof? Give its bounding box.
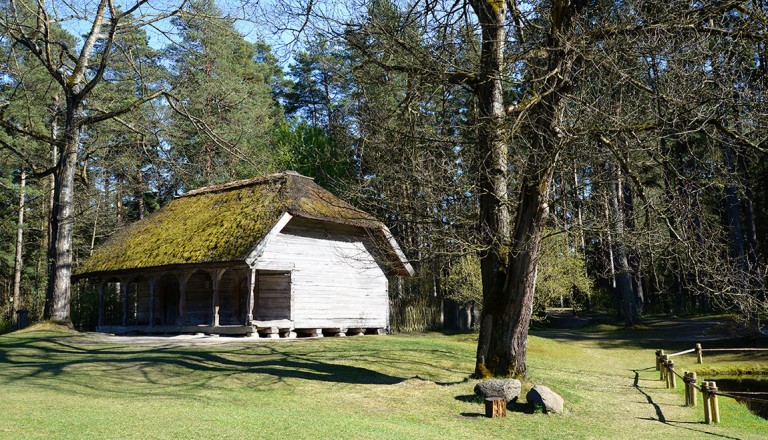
[75,172,402,278]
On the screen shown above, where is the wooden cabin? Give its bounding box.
[73,171,414,338]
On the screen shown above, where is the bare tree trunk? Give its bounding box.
[12,169,26,320]
[44,98,60,320]
[722,141,745,266]
[622,182,644,318]
[736,147,758,265]
[136,168,145,220]
[471,0,510,371]
[481,155,556,377]
[48,105,80,323]
[603,192,617,304]
[90,174,106,256]
[606,163,640,326]
[573,162,591,310]
[116,176,123,226]
[475,0,588,378]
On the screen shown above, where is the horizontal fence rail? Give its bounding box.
[654,344,768,424]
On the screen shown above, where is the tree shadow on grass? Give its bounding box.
[632,368,741,440]
[532,317,768,353]
[0,333,454,400]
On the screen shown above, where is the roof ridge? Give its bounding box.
[177,171,313,198]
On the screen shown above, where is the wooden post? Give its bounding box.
[121,280,129,327]
[710,381,720,424]
[690,372,697,407]
[683,372,691,405]
[696,343,703,364]
[668,360,676,389]
[177,272,192,326]
[210,269,226,327]
[703,381,712,424]
[246,268,256,325]
[655,349,664,371]
[660,355,668,381]
[148,277,156,328]
[485,398,506,418]
[97,281,105,328]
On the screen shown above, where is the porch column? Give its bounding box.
[177,272,192,326]
[97,281,105,328]
[210,269,226,327]
[148,277,157,328]
[121,279,129,327]
[246,268,256,325]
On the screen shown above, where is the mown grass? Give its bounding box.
[0,321,766,439]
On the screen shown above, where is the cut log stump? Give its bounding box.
[485,398,506,418]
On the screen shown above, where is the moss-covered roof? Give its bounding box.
[75,172,387,277]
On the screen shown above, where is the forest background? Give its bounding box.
[1,0,767,377]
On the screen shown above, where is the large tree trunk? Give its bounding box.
[474,0,586,378]
[606,163,640,326]
[471,0,510,370]
[479,158,556,377]
[47,105,80,323]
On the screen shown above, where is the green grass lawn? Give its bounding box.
[0,321,766,439]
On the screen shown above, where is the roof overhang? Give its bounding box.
[379,225,415,277]
[245,212,293,267]
[71,260,249,283]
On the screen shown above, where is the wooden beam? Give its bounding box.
[97,281,105,328]
[120,280,129,327]
[148,277,157,328]
[246,268,256,324]
[177,272,193,326]
[210,269,226,327]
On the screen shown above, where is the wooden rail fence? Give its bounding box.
[654,345,768,424]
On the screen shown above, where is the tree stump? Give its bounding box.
[485,397,506,418]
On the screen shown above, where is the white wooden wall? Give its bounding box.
[255,218,388,329]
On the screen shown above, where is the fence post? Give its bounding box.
[660,355,668,381]
[710,381,720,424]
[690,372,697,407]
[702,381,712,424]
[683,372,691,405]
[668,360,676,389]
[656,349,664,371]
[696,343,703,364]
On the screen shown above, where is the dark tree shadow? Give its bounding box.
[632,369,742,439]
[0,332,471,401]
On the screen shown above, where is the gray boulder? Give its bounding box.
[526,384,564,414]
[473,379,522,402]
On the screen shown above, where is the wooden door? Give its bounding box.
[256,271,291,321]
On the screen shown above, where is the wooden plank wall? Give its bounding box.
[256,218,388,329]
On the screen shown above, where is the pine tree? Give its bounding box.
[167,0,284,189]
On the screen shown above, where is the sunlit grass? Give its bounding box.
[0,323,765,439]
